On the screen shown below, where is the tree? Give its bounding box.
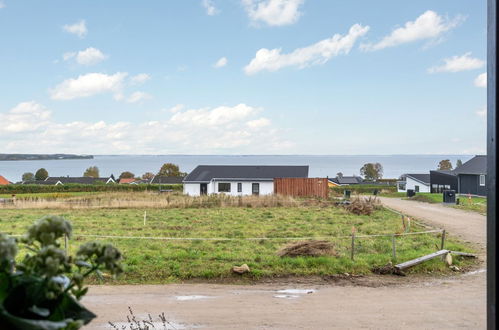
[142,172,155,180]
[437,159,453,170]
[157,163,186,177]
[119,171,135,180]
[83,166,100,178]
[360,163,383,181]
[35,168,49,181]
[336,172,343,178]
[22,172,34,182]
[456,159,463,168]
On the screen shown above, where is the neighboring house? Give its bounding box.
[327,176,363,186]
[397,174,431,193]
[118,178,136,184]
[429,170,458,193]
[454,155,487,196]
[183,165,309,196]
[0,175,10,185]
[34,176,116,185]
[150,175,184,185]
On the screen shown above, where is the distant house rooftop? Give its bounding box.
[0,175,10,185]
[453,155,486,175]
[405,174,430,185]
[150,176,184,184]
[118,178,136,184]
[328,176,363,185]
[184,165,309,183]
[45,176,115,185]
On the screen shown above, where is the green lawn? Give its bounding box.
[0,206,475,284]
[381,192,487,215]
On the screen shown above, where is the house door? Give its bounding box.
[200,183,208,195]
[252,183,260,195]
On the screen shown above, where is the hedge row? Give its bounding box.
[330,184,397,195]
[0,184,183,194]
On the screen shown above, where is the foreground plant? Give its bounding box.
[0,215,123,329]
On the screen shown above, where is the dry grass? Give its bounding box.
[345,197,381,215]
[0,192,307,209]
[277,240,338,257]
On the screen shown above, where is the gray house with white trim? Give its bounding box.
[454,155,487,196]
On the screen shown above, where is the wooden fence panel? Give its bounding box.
[274,178,329,198]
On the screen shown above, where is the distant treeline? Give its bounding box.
[0,183,182,194]
[0,154,93,161]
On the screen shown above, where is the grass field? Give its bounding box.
[0,202,476,284]
[381,192,487,215]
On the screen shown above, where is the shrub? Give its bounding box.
[345,197,381,215]
[0,183,183,194]
[0,216,123,329]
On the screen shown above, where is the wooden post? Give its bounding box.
[392,234,397,260]
[351,226,356,261]
[144,211,147,226]
[64,234,68,254]
[441,230,446,250]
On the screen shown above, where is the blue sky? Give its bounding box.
[0,0,486,155]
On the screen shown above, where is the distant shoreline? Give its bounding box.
[0,154,93,161]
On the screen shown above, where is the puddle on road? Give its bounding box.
[462,269,486,276]
[273,294,300,299]
[175,295,213,301]
[276,289,316,294]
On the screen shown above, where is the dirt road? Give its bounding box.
[84,199,486,329]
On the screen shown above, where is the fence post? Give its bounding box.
[64,234,68,254]
[391,234,397,260]
[440,229,446,250]
[351,226,356,261]
[144,211,147,226]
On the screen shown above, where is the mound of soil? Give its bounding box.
[277,240,338,257]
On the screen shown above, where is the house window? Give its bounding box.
[398,182,406,191]
[415,185,419,192]
[237,182,242,192]
[480,175,485,186]
[218,183,231,192]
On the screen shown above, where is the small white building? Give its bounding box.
[183,165,309,196]
[397,174,431,193]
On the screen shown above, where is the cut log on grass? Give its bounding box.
[277,240,337,258]
[232,264,250,274]
[395,250,449,271]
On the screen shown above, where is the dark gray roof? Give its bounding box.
[329,176,363,185]
[184,165,309,182]
[47,177,115,184]
[430,170,456,176]
[453,155,486,175]
[405,174,430,185]
[150,176,184,184]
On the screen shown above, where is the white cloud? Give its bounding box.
[202,0,219,15]
[428,52,484,73]
[474,72,487,88]
[0,102,51,133]
[0,102,290,154]
[214,57,228,68]
[168,104,185,113]
[0,1,5,9]
[50,72,128,100]
[360,11,464,51]
[63,20,88,38]
[244,23,369,74]
[130,73,151,85]
[243,0,304,26]
[476,106,486,118]
[247,117,271,129]
[169,103,258,126]
[63,47,108,66]
[126,91,151,103]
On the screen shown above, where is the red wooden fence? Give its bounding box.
[274,178,329,199]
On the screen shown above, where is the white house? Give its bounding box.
[183,165,309,196]
[397,174,431,193]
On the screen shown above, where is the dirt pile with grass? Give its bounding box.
[345,197,381,215]
[277,240,338,257]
